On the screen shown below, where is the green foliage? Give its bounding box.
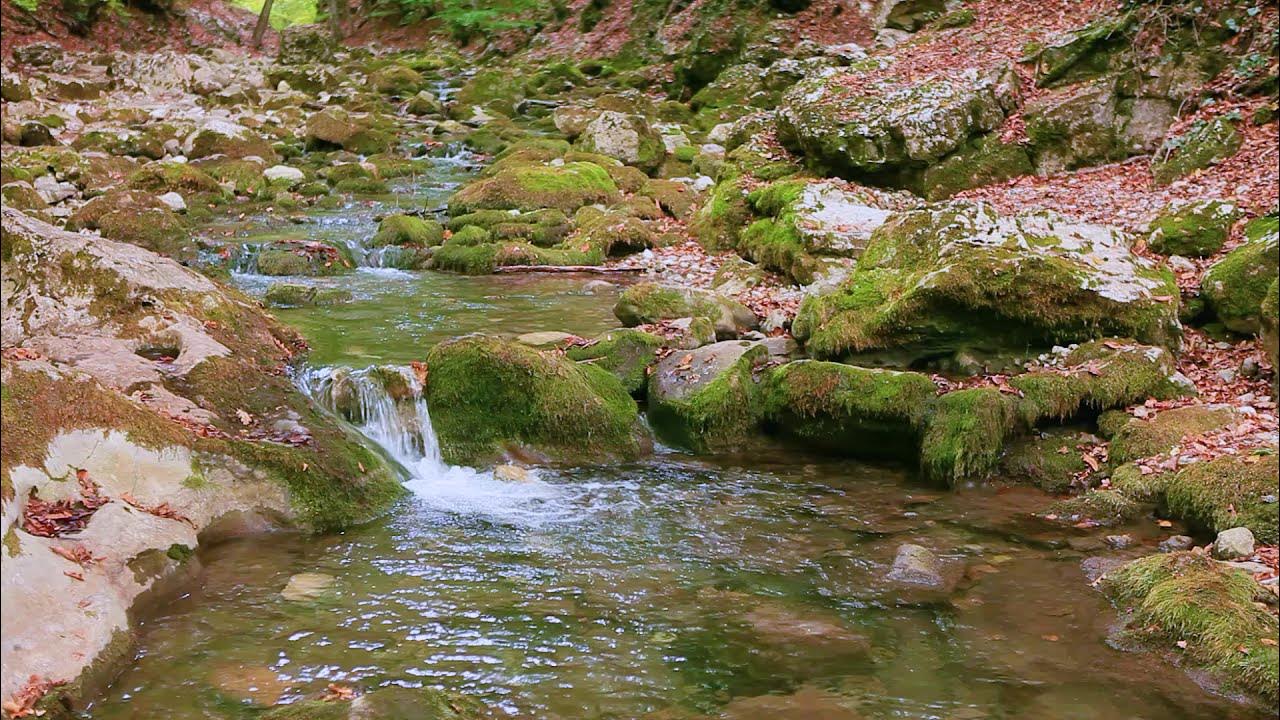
[231,0,316,29]
[373,0,547,41]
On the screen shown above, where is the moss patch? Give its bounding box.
[423,335,643,465]
[1101,551,1278,703]
[566,329,664,396]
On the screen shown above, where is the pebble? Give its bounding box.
[1216,368,1237,383]
[1104,534,1134,549]
[158,192,186,212]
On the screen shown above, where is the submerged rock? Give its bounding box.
[886,544,950,589]
[281,572,336,602]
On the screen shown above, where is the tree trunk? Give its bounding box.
[251,0,275,48]
[328,0,344,40]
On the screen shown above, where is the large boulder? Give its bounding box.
[305,107,397,156]
[1202,216,1279,335]
[422,335,645,465]
[646,340,772,450]
[184,120,278,162]
[793,201,1181,365]
[776,63,1017,191]
[448,160,619,215]
[574,111,665,173]
[0,208,402,709]
[66,189,195,261]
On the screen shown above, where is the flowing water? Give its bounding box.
[86,149,1270,720]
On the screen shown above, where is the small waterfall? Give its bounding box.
[298,365,565,524]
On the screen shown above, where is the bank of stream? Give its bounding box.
[76,152,1271,720]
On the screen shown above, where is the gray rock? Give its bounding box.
[1212,527,1256,560]
[886,543,946,588]
[1104,534,1134,549]
[157,192,187,213]
[1158,534,1195,552]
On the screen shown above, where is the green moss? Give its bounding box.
[566,329,664,396]
[920,135,1032,200]
[1102,552,1278,703]
[999,428,1097,493]
[256,244,352,276]
[127,162,222,195]
[432,241,498,274]
[370,63,425,96]
[1202,216,1280,334]
[1164,453,1279,544]
[263,283,353,307]
[1009,340,1186,425]
[372,214,444,247]
[691,175,752,250]
[423,335,642,465]
[649,345,769,451]
[1152,117,1243,186]
[1109,406,1234,464]
[920,388,1017,486]
[260,700,348,720]
[759,360,936,459]
[1147,200,1241,258]
[449,161,618,214]
[794,204,1181,363]
[613,282,727,328]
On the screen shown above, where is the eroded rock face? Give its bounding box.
[794,201,1181,364]
[0,208,403,706]
[776,62,1017,188]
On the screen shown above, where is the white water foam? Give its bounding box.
[298,365,568,526]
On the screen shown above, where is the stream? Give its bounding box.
[87,151,1269,720]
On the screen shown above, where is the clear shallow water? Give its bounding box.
[90,143,1269,720]
[90,457,1263,720]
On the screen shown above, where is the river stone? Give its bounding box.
[264,165,306,186]
[158,191,186,212]
[1158,535,1195,552]
[886,544,948,588]
[614,282,758,339]
[515,331,578,349]
[208,664,287,704]
[575,110,664,173]
[1212,527,1256,560]
[492,464,531,483]
[281,572,336,601]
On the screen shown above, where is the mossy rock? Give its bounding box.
[919,387,1017,486]
[187,124,278,162]
[1109,405,1235,464]
[1147,199,1241,258]
[263,283,353,308]
[67,189,195,261]
[575,111,665,174]
[613,282,757,339]
[370,63,425,96]
[127,161,222,196]
[1100,551,1278,704]
[1163,453,1279,544]
[647,341,771,451]
[776,63,1013,187]
[305,107,397,155]
[198,158,271,197]
[998,427,1099,493]
[448,161,619,215]
[759,360,937,459]
[1,182,49,213]
[920,134,1032,200]
[567,328,665,396]
[793,202,1181,364]
[1202,216,1280,334]
[372,214,444,248]
[1151,116,1243,186]
[453,68,525,118]
[422,335,644,465]
[1008,339,1187,426]
[691,174,753,250]
[1262,279,1279,383]
[256,242,353,276]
